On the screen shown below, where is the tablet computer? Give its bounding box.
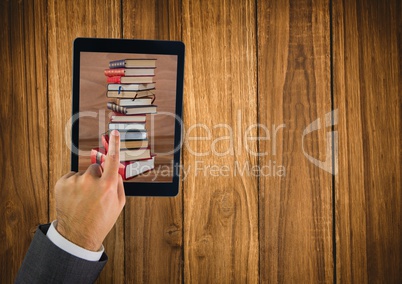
[71,38,185,196]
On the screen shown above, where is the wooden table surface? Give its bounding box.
[0,0,400,283]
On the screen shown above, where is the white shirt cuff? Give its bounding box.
[46,220,104,262]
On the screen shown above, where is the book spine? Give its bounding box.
[101,135,109,152]
[109,60,126,69]
[91,149,103,164]
[107,76,122,83]
[107,102,127,114]
[104,68,125,76]
[109,123,145,131]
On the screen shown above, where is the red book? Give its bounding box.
[106,75,154,84]
[91,148,155,180]
[104,68,155,77]
[90,147,125,175]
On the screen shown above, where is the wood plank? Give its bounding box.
[258,0,333,282]
[122,0,184,283]
[0,0,48,282]
[47,1,123,283]
[333,0,402,282]
[182,0,259,282]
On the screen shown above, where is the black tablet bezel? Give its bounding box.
[71,38,184,196]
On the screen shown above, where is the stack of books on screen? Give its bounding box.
[91,58,157,180]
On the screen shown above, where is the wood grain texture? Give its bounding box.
[0,0,48,282]
[183,0,259,282]
[2,1,401,283]
[47,1,123,283]
[333,0,402,282]
[122,0,184,283]
[258,0,333,282]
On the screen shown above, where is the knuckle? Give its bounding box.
[80,172,95,185]
[107,153,118,162]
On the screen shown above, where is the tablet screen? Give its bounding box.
[71,39,184,196]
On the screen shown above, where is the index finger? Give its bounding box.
[102,130,121,180]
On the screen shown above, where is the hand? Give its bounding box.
[54,130,126,251]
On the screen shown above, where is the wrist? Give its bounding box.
[55,219,102,252]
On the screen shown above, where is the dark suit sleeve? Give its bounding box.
[15,224,108,284]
